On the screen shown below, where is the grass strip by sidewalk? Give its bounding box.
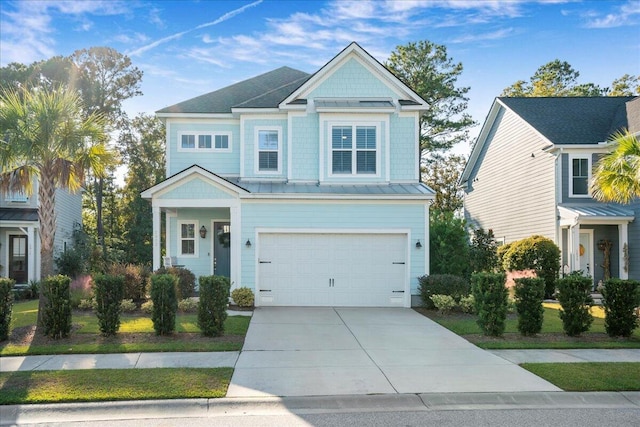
[1,341,243,356]
[0,368,233,405]
[521,362,640,391]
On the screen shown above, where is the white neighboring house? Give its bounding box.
[0,179,82,284]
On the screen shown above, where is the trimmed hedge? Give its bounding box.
[502,235,560,299]
[155,267,195,300]
[150,274,178,335]
[556,273,593,337]
[514,277,545,336]
[0,278,15,341]
[418,274,469,309]
[602,278,640,337]
[198,275,230,337]
[471,272,508,337]
[40,275,72,339]
[93,274,125,336]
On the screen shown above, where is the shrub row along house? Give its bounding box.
[461,96,640,285]
[142,43,434,307]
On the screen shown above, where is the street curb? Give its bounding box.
[1,392,639,425]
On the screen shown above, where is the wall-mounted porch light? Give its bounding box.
[416,240,422,249]
[199,225,207,239]
[245,239,252,248]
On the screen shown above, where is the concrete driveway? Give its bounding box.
[227,307,560,397]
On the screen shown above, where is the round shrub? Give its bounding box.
[602,278,640,337]
[0,278,15,341]
[231,287,255,308]
[502,235,560,299]
[40,275,72,339]
[430,294,456,314]
[471,272,508,337]
[107,263,150,302]
[150,274,178,336]
[178,298,198,313]
[458,294,475,314]
[120,299,137,313]
[514,277,545,336]
[556,273,593,337]
[418,274,469,309]
[155,267,196,300]
[141,300,154,314]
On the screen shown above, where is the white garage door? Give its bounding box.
[257,233,407,307]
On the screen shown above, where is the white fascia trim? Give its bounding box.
[157,113,234,119]
[315,107,396,114]
[0,221,39,228]
[460,100,502,184]
[154,199,241,208]
[141,167,247,199]
[280,104,307,111]
[239,193,434,201]
[232,108,282,114]
[547,144,614,153]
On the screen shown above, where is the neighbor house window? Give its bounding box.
[6,191,28,203]
[178,221,197,256]
[257,128,280,172]
[331,124,378,175]
[179,132,232,152]
[570,155,590,197]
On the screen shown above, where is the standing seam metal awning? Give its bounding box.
[558,204,635,226]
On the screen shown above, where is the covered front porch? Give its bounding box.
[0,208,39,284]
[559,204,634,284]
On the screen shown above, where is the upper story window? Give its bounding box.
[569,155,591,197]
[178,221,198,256]
[330,124,378,175]
[256,128,281,173]
[6,191,28,203]
[179,132,232,152]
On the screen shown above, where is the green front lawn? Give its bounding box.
[416,307,640,349]
[521,363,640,391]
[1,300,251,356]
[0,368,233,405]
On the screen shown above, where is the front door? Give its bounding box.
[579,230,594,280]
[213,222,231,278]
[9,235,28,284]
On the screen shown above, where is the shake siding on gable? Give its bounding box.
[290,114,319,181]
[464,107,556,242]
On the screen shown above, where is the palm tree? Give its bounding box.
[590,130,640,204]
[0,85,113,281]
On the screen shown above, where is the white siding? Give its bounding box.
[53,188,83,255]
[464,107,557,243]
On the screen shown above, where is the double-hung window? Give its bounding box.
[331,124,378,175]
[179,132,231,152]
[178,221,197,256]
[257,129,280,172]
[569,155,590,197]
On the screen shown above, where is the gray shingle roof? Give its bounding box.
[499,96,636,144]
[0,208,38,222]
[157,67,310,114]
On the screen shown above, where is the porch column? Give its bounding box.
[27,226,36,282]
[619,223,629,280]
[152,205,161,271]
[569,224,581,272]
[230,204,241,290]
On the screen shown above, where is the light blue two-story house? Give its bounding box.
[142,43,434,307]
[461,96,639,285]
[0,183,82,284]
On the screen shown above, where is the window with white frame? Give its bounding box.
[257,129,280,172]
[179,132,231,152]
[570,155,590,197]
[330,124,378,175]
[178,221,197,256]
[6,191,28,202]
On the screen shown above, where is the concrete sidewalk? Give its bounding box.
[490,349,640,364]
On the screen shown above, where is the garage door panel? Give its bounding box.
[258,233,407,307]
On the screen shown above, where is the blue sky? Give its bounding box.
[1,0,639,155]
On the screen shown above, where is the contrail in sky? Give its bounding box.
[128,0,263,57]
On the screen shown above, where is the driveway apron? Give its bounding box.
[227,307,560,397]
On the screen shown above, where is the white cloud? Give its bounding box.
[584,0,640,28]
[450,28,515,44]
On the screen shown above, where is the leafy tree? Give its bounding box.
[502,235,560,299]
[0,57,75,91]
[118,114,166,264]
[422,153,466,212]
[609,74,640,96]
[0,85,113,322]
[70,47,143,258]
[469,228,499,273]
[590,131,640,204]
[429,210,470,278]
[501,59,608,97]
[385,40,475,154]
